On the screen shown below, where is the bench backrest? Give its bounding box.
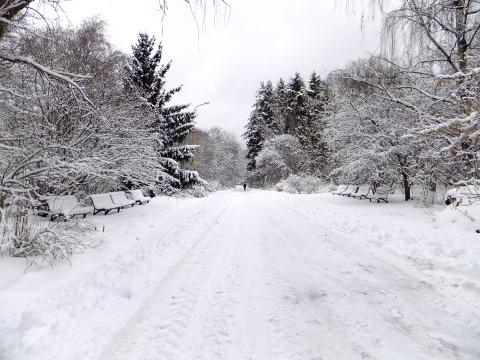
[356,186,370,196]
[375,187,391,195]
[345,185,358,194]
[90,193,115,208]
[130,189,146,200]
[47,196,79,214]
[109,191,129,203]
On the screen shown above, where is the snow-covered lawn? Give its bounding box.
[1,187,479,359]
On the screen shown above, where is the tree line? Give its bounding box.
[244,0,480,201]
[243,72,329,187]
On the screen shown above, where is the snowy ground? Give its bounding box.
[1,187,479,359]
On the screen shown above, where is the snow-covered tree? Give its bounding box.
[243,81,277,171]
[304,71,330,177]
[284,72,308,137]
[339,0,480,187]
[183,127,244,188]
[126,32,203,191]
[0,19,163,258]
[326,57,446,200]
[256,134,306,187]
[209,127,243,187]
[244,73,331,184]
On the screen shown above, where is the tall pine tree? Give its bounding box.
[126,33,203,191]
[243,81,279,171]
[284,72,309,137]
[243,89,265,171]
[305,71,330,177]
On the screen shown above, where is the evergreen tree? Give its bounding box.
[244,72,331,183]
[243,81,279,171]
[243,105,264,171]
[126,32,201,190]
[258,80,280,138]
[305,71,330,177]
[273,78,288,134]
[284,72,308,137]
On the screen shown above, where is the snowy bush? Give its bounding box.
[414,189,446,208]
[172,185,208,198]
[274,175,329,194]
[202,181,226,192]
[435,185,480,233]
[1,205,97,269]
[444,186,480,206]
[436,202,480,233]
[255,135,306,187]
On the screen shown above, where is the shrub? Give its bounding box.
[274,175,329,194]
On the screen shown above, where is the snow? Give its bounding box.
[1,187,479,359]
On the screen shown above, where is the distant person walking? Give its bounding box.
[243,183,247,191]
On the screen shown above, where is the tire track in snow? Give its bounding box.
[101,195,235,360]
[107,192,258,359]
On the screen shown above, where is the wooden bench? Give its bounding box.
[351,186,371,200]
[341,185,358,197]
[90,194,123,215]
[109,192,136,208]
[46,195,93,221]
[332,185,348,195]
[129,189,151,205]
[366,187,392,203]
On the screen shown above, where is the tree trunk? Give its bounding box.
[0,0,34,42]
[402,172,411,201]
[454,0,468,72]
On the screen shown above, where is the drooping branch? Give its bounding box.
[0,52,94,106]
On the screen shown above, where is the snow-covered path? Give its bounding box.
[97,188,480,360]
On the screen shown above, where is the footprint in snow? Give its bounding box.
[390,308,404,319]
[372,338,382,347]
[356,321,368,328]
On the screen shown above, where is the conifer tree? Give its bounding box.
[243,102,264,171]
[306,71,330,176]
[126,32,201,191]
[257,80,279,137]
[273,78,288,134]
[243,81,280,171]
[284,72,308,137]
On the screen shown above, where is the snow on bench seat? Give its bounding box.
[109,191,136,208]
[351,186,371,200]
[332,185,348,195]
[129,189,151,205]
[341,185,358,197]
[90,194,122,215]
[366,187,392,203]
[46,195,92,221]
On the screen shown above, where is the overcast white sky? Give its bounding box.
[57,0,382,140]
